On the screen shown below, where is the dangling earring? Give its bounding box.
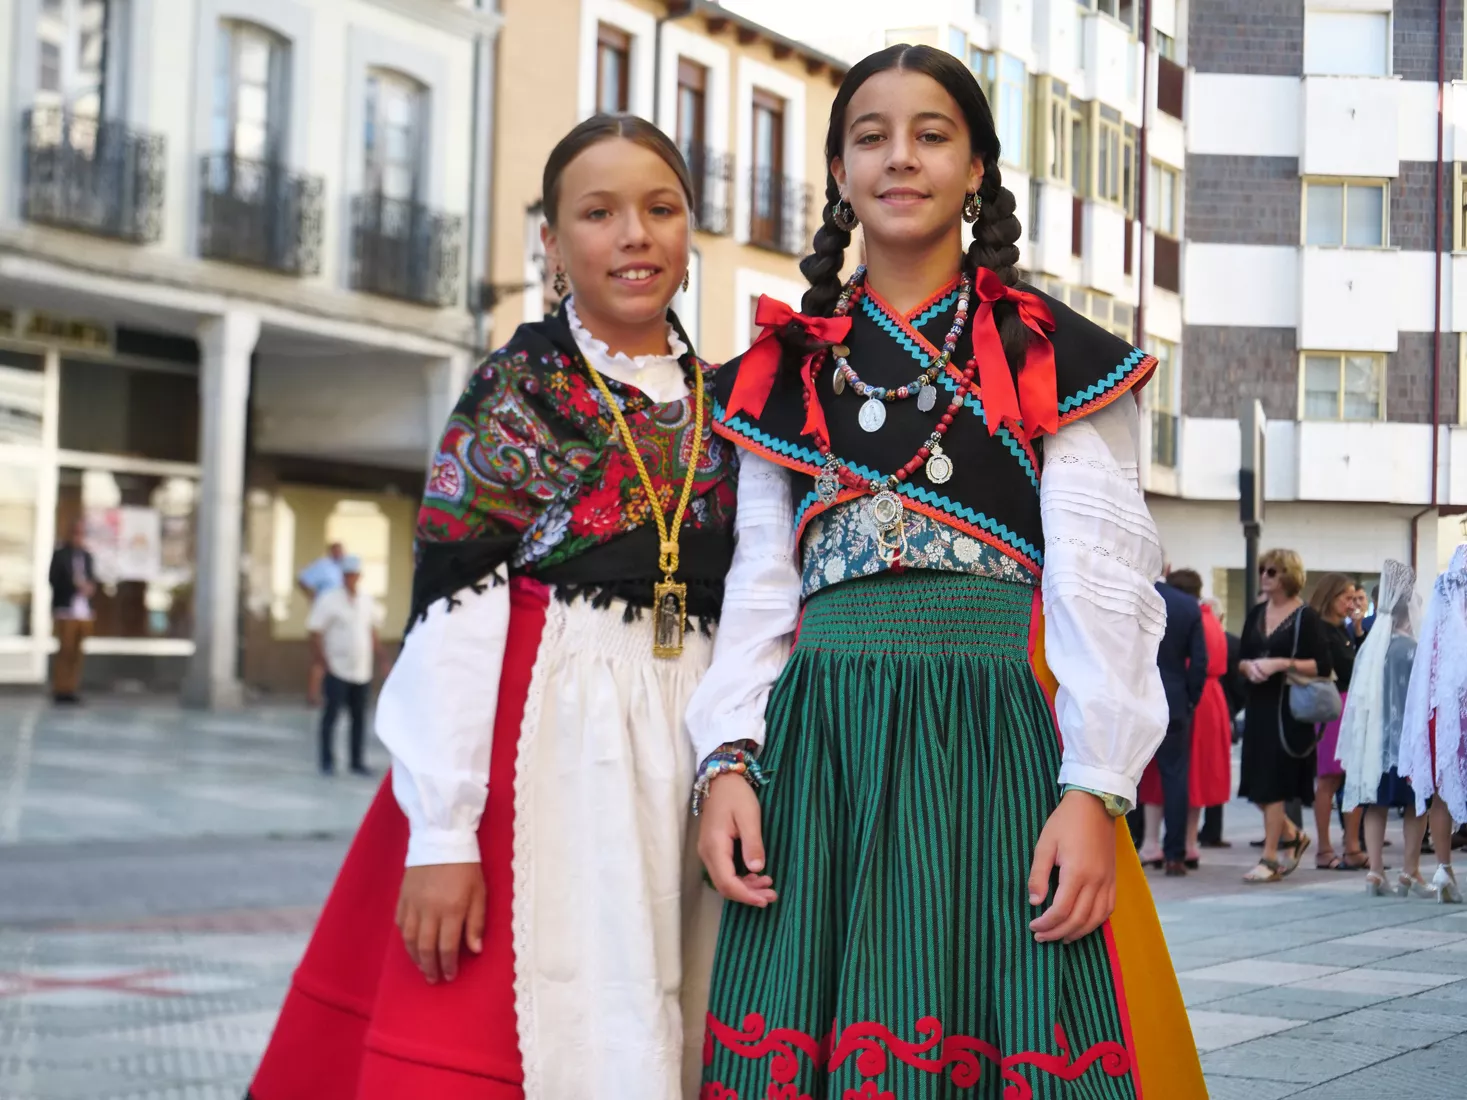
[681,269,690,293]
[831,196,858,231]
[963,192,983,224]
[553,268,568,296]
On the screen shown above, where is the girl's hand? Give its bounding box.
[1027,790,1117,945]
[397,863,487,984]
[697,774,778,907]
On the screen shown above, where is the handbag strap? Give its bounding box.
[1290,605,1302,660]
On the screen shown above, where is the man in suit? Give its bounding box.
[1150,571,1209,874]
[48,520,97,704]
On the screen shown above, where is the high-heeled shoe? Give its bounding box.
[1431,865,1463,904]
[1396,871,1437,899]
[1365,872,1386,897]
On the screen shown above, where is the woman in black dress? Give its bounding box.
[1311,572,1363,869]
[1239,547,1334,883]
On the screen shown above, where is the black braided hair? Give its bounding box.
[778,43,1029,375]
[965,155,1029,372]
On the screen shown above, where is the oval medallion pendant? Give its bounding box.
[816,466,841,504]
[925,443,954,485]
[858,396,887,432]
[832,368,846,395]
[916,385,938,413]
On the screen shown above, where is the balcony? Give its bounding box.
[350,194,464,307]
[748,170,810,256]
[198,154,324,276]
[21,107,164,243]
[686,146,733,236]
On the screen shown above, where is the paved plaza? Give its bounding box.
[2,699,1467,1098]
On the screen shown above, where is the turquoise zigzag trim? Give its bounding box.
[1058,346,1148,413]
[860,296,931,367]
[910,289,961,332]
[717,404,1042,565]
[934,371,1039,491]
[793,487,822,531]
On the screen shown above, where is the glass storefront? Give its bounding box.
[0,464,38,638]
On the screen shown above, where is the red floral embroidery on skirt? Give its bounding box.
[704,1012,1130,1100]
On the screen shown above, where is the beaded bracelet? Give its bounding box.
[691,741,768,816]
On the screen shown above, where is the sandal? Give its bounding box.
[1341,852,1369,871]
[1316,853,1344,870]
[1280,832,1312,876]
[1243,859,1283,883]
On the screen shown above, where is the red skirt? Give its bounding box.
[1138,678,1233,809]
[248,581,549,1100]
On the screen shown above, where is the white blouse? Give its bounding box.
[377,310,689,867]
[683,396,1170,805]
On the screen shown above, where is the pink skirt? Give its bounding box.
[1315,690,1347,778]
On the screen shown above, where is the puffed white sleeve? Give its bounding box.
[684,453,803,765]
[1040,397,1168,805]
[375,572,511,867]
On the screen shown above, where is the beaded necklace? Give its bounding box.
[804,266,978,564]
[831,272,973,432]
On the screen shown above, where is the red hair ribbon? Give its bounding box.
[723,295,853,447]
[970,268,1058,444]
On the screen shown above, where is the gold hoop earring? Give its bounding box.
[553,269,568,296]
[963,192,982,224]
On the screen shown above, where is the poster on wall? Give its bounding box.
[84,507,121,585]
[117,507,162,582]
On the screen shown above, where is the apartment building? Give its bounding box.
[487,0,845,364]
[1173,0,1467,623]
[0,0,498,701]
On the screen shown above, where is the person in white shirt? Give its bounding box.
[307,555,382,776]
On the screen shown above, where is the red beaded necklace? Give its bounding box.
[802,266,978,564]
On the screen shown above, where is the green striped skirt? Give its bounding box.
[701,570,1136,1100]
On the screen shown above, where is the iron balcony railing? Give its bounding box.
[748,169,811,256]
[684,145,733,236]
[22,107,165,243]
[198,153,324,276]
[349,193,464,307]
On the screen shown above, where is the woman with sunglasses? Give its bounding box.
[1238,548,1335,883]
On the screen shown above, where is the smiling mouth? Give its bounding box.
[878,189,929,202]
[611,266,662,282]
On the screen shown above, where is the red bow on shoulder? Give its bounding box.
[723,296,852,448]
[970,269,1058,444]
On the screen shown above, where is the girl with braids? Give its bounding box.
[249,115,733,1100]
[687,45,1205,1098]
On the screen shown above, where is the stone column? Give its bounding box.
[423,352,474,463]
[183,311,260,709]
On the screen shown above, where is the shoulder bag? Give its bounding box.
[1278,609,1342,757]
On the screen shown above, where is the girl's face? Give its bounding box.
[542,138,690,335]
[832,69,983,254]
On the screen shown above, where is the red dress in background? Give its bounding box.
[1139,603,1233,808]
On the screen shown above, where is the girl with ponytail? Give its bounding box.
[685,44,1207,1099]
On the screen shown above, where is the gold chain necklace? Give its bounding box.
[585,358,706,659]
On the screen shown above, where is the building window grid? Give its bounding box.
[1093,104,1124,208]
[1075,0,1139,35]
[995,54,1027,169]
[1148,160,1180,237]
[971,47,996,106]
[1301,352,1386,421]
[1303,178,1389,248]
[596,22,631,114]
[1145,337,1178,467]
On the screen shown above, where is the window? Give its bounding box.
[996,55,1027,168]
[1122,124,1138,219]
[971,47,996,105]
[1148,161,1180,237]
[947,27,967,60]
[1304,180,1388,248]
[1146,337,1178,468]
[35,0,121,119]
[1457,164,1467,251]
[1069,96,1088,194]
[750,88,786,249]
[596,22,631,113]
[212,20,289,164]
[364,69,425,202]
[1304,11,1390,77]
[1036,78,1072,182]
[676,58,707,160]
[1094,105,1123,206]
[0,464,38,638]
[1078,0,1137,33]
[1302,352,1385,421]
[1154,30,1176,60]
